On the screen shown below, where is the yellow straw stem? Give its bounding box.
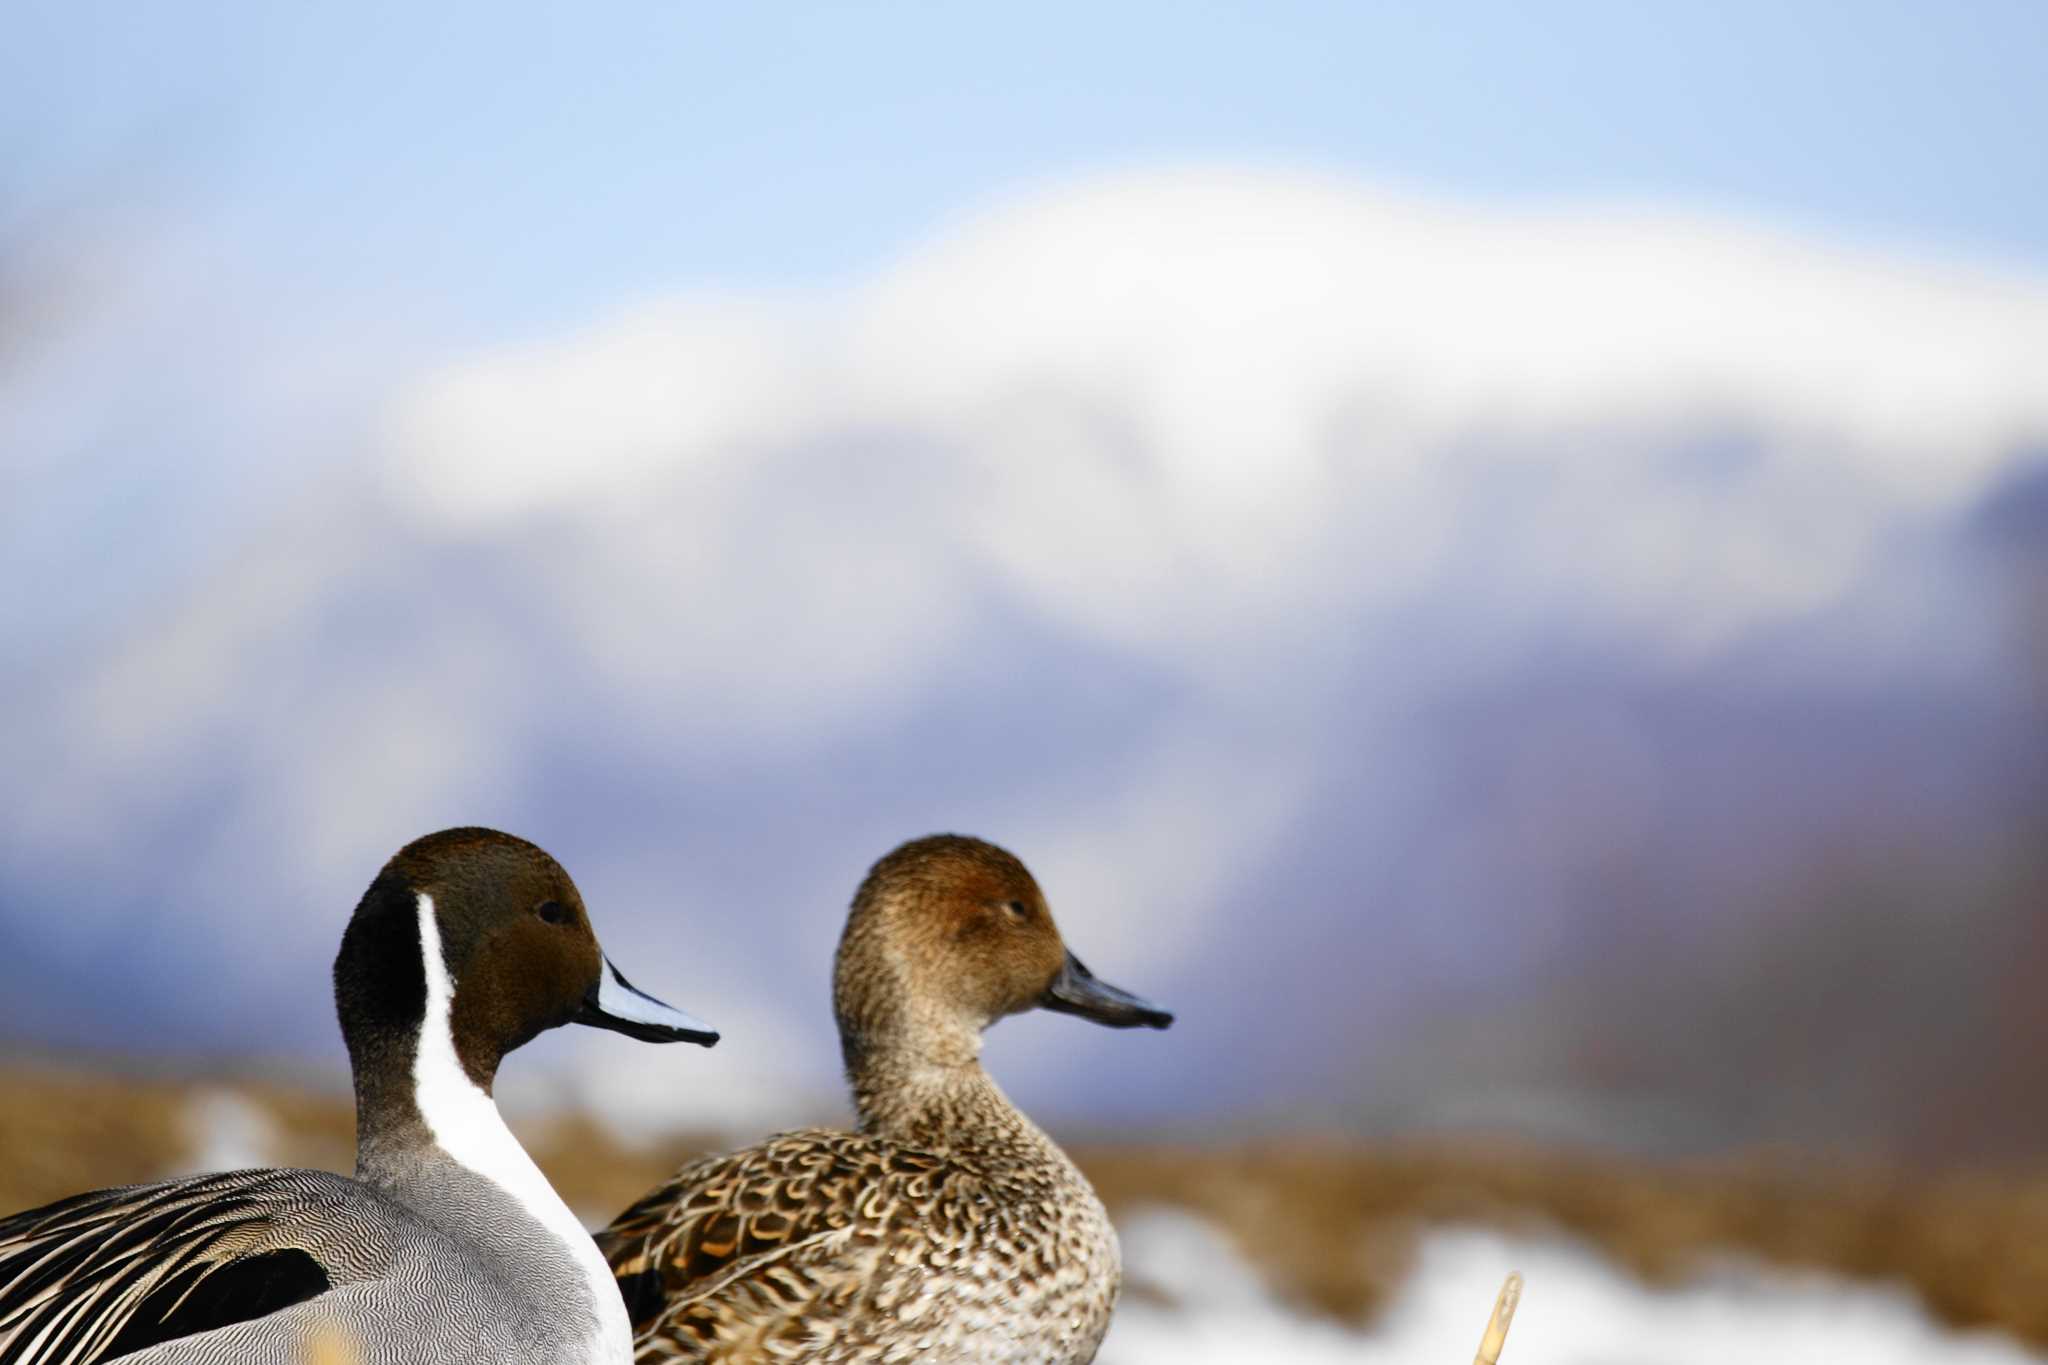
[1473,1271,1523,1365]
[301,1321,360,1365]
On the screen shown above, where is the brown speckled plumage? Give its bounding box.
[598,835,1171,1365]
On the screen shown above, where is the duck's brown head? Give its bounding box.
[333,828,717,1105]
[833,834,1171,1074]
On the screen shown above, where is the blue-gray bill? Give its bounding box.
[1039,951,1173,1029]
[576,957,720,1045]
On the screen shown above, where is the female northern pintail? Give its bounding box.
[0,827,717,1365]
[599,834,1171,1365]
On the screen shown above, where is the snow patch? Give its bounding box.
[1102,1207,2044,1365]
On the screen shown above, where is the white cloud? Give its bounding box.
[385,295,825,531]
[384,165,2048,672]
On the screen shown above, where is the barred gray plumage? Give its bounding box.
[0,1162,599,1364]
[0,828,716,1365]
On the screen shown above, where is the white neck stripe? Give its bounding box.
[412,893,631,1364]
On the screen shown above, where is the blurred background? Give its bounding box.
[5,2,2048,1360]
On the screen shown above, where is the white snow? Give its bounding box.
[1101,1207,2043,1365]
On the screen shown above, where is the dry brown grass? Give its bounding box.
[5,1063,2046,1348]
[0,1060,194,1212]
[0,1061,711,1222]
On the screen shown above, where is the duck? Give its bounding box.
[0,826,718,1365]
[598,833,1172,1365]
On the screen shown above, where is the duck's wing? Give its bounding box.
[598,1129,959,1360]
[0,1168,384,1365]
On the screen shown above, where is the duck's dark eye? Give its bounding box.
[535,900,569,926]
[1004,900,1029,921]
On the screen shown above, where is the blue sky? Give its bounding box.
[9,0,2048,331]
[5,2,2048,1148]
[10,0,2045,654]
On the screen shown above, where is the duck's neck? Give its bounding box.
[845,1031,1047,1154]
[351,895,631,1364]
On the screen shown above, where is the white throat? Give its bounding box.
[412,893,631,1364]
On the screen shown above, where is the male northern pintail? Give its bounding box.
[599,833,1171,1365]
[0,827,718,1365]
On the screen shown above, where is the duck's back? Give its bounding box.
[599,1125,1121,1365]
[0,1167,577,1365]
